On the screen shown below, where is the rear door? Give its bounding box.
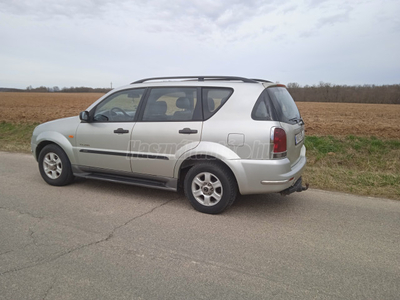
[130,87,202,177]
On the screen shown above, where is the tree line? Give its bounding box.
[0,86,111,93]
[26,86,112,93]
[1,82,399,104]
[287,82,400,104]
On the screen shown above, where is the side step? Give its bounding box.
[74,172,177,192]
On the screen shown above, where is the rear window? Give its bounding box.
[252,87,300,124]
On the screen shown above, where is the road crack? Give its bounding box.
[0,206,44,220]
[99,197,177,243]
[0,197,176,277]
[42,268,59,300]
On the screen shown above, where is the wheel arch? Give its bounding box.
[177,155,239,192]
[34,132,75,164]
[174,142,248,193]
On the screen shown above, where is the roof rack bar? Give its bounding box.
[131,76,261,84]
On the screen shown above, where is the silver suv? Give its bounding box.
[31,76,307,214]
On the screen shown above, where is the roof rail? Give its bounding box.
[131,76,261,84]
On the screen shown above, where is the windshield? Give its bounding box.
[267,87,301,124]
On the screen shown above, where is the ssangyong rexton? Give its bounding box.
[31,76,308,214]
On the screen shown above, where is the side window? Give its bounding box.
[202,88,233,120]
[251,90,276,121]
[252,98,273,120]
[142,87,199,121]
[93,89,145,122]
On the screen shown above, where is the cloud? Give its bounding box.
[316,12,350,27]
[0,0,272,28]
[0,0,112,18]
[0,0,399,88]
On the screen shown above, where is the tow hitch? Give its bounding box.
[280,177,309,196]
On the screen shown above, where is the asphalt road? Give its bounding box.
[0,152,399,300]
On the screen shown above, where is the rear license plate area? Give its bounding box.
[295,130,304,145]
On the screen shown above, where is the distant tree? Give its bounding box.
[287,82,400,104]
[287,82,300,89]
[29,86,48,92]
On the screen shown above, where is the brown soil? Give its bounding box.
[0,92,101,124]
[1,93,399,138]
[296,102,400,139]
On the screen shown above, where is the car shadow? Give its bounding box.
[228,193,300,216]
[69,178,301,216]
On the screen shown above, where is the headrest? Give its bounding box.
[176,97,190,109]
[207,97,215,111]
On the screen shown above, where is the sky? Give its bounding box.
[0,0,399,89]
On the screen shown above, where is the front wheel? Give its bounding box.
[38,144,75,186]
[184,162,237,214]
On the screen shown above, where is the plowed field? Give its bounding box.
[296,102,400,138]
[1,92,399,138]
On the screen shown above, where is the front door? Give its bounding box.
[75,88,145,173]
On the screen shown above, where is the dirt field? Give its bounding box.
[1,92,399,138]
[0,92,101,124]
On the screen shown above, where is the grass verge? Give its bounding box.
[0,122,38,152]
[1,122,399,200]
[303,135,400,200]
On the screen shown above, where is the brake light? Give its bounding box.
[273,128,287,158]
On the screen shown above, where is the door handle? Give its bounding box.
[179,128,198,134]
[114,128,129,134]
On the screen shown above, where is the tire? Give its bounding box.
[38,144,75,186]
[184,162,237,214]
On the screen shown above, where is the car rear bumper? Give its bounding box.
[229,145,307,195]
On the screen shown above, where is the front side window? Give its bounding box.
[142,87,200,121]
[93,89,145,122]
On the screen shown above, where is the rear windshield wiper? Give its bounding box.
[289,117,305,125]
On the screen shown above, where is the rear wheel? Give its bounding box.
[184,162,237,214]
[38,144,74,186]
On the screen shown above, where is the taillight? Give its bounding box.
[272,128,287,158]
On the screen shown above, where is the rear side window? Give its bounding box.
[252,97,273,120]
[202,88,233,120]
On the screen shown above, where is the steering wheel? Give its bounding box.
[110,107,130,120]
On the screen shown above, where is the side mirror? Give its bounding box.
[79,111,90,122]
